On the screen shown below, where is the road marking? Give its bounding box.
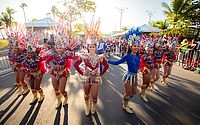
[0,71,13,77]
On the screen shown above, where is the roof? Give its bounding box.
[111,31,128,37]
[139,24,161,32]
[26,17,59,28]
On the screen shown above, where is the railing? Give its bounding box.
[0,50,11,75]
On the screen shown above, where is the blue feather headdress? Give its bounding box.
[125,27,141,44]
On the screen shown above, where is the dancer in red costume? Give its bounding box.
[46,31,79,109]
[5,25,30,95]
[139,41,154,102]
[74,18,109,115]
[151,42,164,91]
[23,32,48,104]
[160,43,177,85]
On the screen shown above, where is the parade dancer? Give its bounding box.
[151,42,164,91]
[5,25,30,95]
[108,28,140,113]
[161,43,177,85]
[139,41,154,102]
[46,29,79,109]
[23,32,47,104]
[74,18,109,116]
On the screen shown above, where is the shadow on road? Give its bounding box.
[19,101,38,125]
[91,112,103,125]
[63,104,68,125]
[27,100,44,125]
[0,94,28,124]
[0,86,17,105]
[54,105,61,125]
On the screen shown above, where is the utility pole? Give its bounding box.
[146,10,154,24]
[116,7,128,31]
[20,3,28,24]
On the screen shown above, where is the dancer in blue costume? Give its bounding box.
[108,28,141,114]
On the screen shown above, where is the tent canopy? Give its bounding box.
[26,17,59,28]
[139,24,161,32]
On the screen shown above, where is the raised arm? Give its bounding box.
[108,54,128,65]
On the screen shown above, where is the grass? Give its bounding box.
[0,39,8,51]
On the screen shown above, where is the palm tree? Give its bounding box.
[150,20,169,30]
[162,0,193,27]
[0,12,10,28]
[20,3,28,23]
[0,21,5,39]
[5,7,16,27]
[121,26,128,32]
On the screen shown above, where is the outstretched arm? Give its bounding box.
[108,54,128,65]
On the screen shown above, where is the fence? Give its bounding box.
[0,50,11,75]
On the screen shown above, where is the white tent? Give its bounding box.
[26,17,59,28]
[139,24,161,32]
[25,17,60,32]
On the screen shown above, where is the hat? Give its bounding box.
[125,27,141,45]
[144,41,154,50]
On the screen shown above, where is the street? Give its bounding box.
[0,55,200,125]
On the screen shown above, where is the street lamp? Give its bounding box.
[116,7,128,31]
[146,10,154,24]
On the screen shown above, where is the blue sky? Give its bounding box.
[0,0,171,33]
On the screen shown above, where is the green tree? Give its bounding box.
[20,3,28,23]
[0,7,16,28]
[150,20,169,30]
[121,26,128,32]
[55,0,96,34]
[5,7,16,27]
[31,18,38,22]
[0,21,5,39]
[0,12,10,28]
[162,0,192,26]
[73,23,84,33]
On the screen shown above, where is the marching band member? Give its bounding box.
[108,28,140,113]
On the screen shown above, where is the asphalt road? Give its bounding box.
[0,55,200,125]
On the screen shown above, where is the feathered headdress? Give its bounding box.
[50,19,80,50]
[3,23,26,50]
[25,30,44,53]
[144,40,154,50]
[84,16,101,45]
[125,27,141,45]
